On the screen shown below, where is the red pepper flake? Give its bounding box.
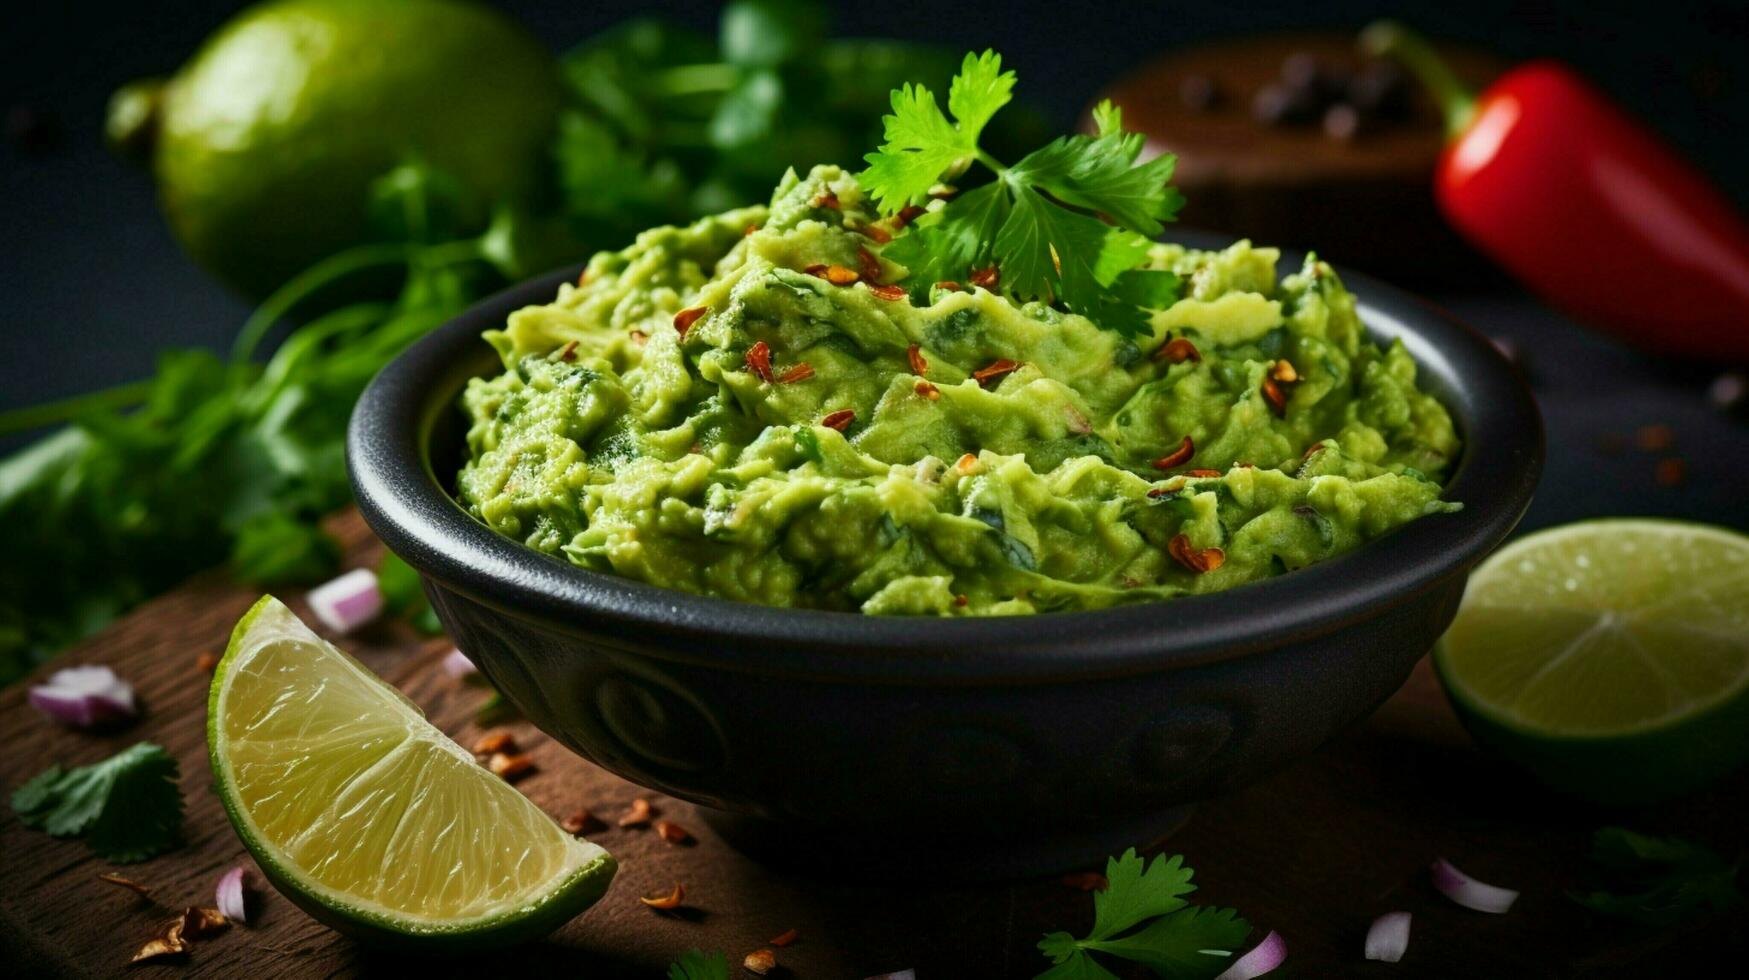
[744,223,760,237]
[1060,872,1108,891]
[1153,435,1195,470]
[654,820,692,845]
[954,594,969,607]
[934,280,962,292]
[1302,441,1326,460]
[640,883,684,910]
[1153,337,1201,364]
[673,306,707,337]
[487,752,536,781]
[811,191,841,210]
[619,797,654,828]
[1146,479,1187,498]
[177,907,230,941]
[769,928,800,947]
[777,362,814,384]
[98,872,152,897]
[1635,424,1675,452]
[954,452,978,474]
[859,223,893,244]
[823,265,860,286]
[743,949,777,975]
[557,340,579,362]
[972,358,1020,387]
[746,341,774,382]
[131,934,188,964]
[472,731,516,756]
[915,380,940,400]
[196,651,219,673]
[1261,376,1289,416]
[559,809,597,835]
[821,408,856,431]
[1187,468,1222,478]
[907,343,928,376]
[857,246,884,284]
[1168,534,1226,574]
[969,264,1000,290]
[870,283,908,302]
[896,204,927,226]
[1655,457,1686,486]
[1270,359,1299,383]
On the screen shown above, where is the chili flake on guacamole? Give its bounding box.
[456,165,1459,616]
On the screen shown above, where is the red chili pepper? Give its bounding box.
[1366,22,1749,361]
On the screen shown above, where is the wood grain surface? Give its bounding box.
[2,510,1743,979]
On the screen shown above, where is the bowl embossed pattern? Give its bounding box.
[349,234,1541,878]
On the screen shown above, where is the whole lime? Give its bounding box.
[118,0,563,297]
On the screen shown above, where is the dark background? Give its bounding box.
[3,0,1747,530]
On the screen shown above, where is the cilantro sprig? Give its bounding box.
[1037,849,1250,979]
[10,742,184,863]
[1570,827,1743,928]
[863,51,1183,338]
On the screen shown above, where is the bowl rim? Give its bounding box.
[348,231,1543,683]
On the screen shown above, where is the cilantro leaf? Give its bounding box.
[1092,849,1198,937]
[1570,828,1743,928]
[1081,905,1250,977]
[1037,849,1250,980]
[946,49,1016,139]
[883,181,1012,297]
[861,51,1184,338]
[667,949,730,980]
[11,742,183,863]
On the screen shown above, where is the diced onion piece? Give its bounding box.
[1216,930,1286,980]
[1365,911,1411,962]
[306,568,383,634]
[215,866,249,924]
[441,648,478,679]
[1430,858,1518,913]
[28,665,136,728]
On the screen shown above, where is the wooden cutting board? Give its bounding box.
[2,510,1743,978]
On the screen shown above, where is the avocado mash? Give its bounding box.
[456,165,1459,615]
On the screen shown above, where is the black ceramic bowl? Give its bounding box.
[348,232,1541,879]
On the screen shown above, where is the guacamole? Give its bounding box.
[456,165,1459,615]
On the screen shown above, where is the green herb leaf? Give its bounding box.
[232,511,341,585]
[11,742,183,863]
[667,948,731,980]
[1569,827,1743,928]
[1037,849,1249,980]
[862,51,1183,338]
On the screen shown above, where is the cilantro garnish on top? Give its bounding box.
[861,51,1184,338]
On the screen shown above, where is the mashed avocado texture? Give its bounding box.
[456,165,1460,615]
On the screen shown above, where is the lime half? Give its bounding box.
[208,597,614,948]
[1435,519,1749,804]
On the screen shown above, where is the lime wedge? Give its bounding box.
[208,597,614,948]
[1435,519,1749,804]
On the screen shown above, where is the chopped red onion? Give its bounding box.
[441,648,478,680]
[215,866,249,924]
[1431,858,1518,913]
[307,568,383,634]
[1365,911,1411,962]
[28,665,136,728]
[1215,930,1285,980]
